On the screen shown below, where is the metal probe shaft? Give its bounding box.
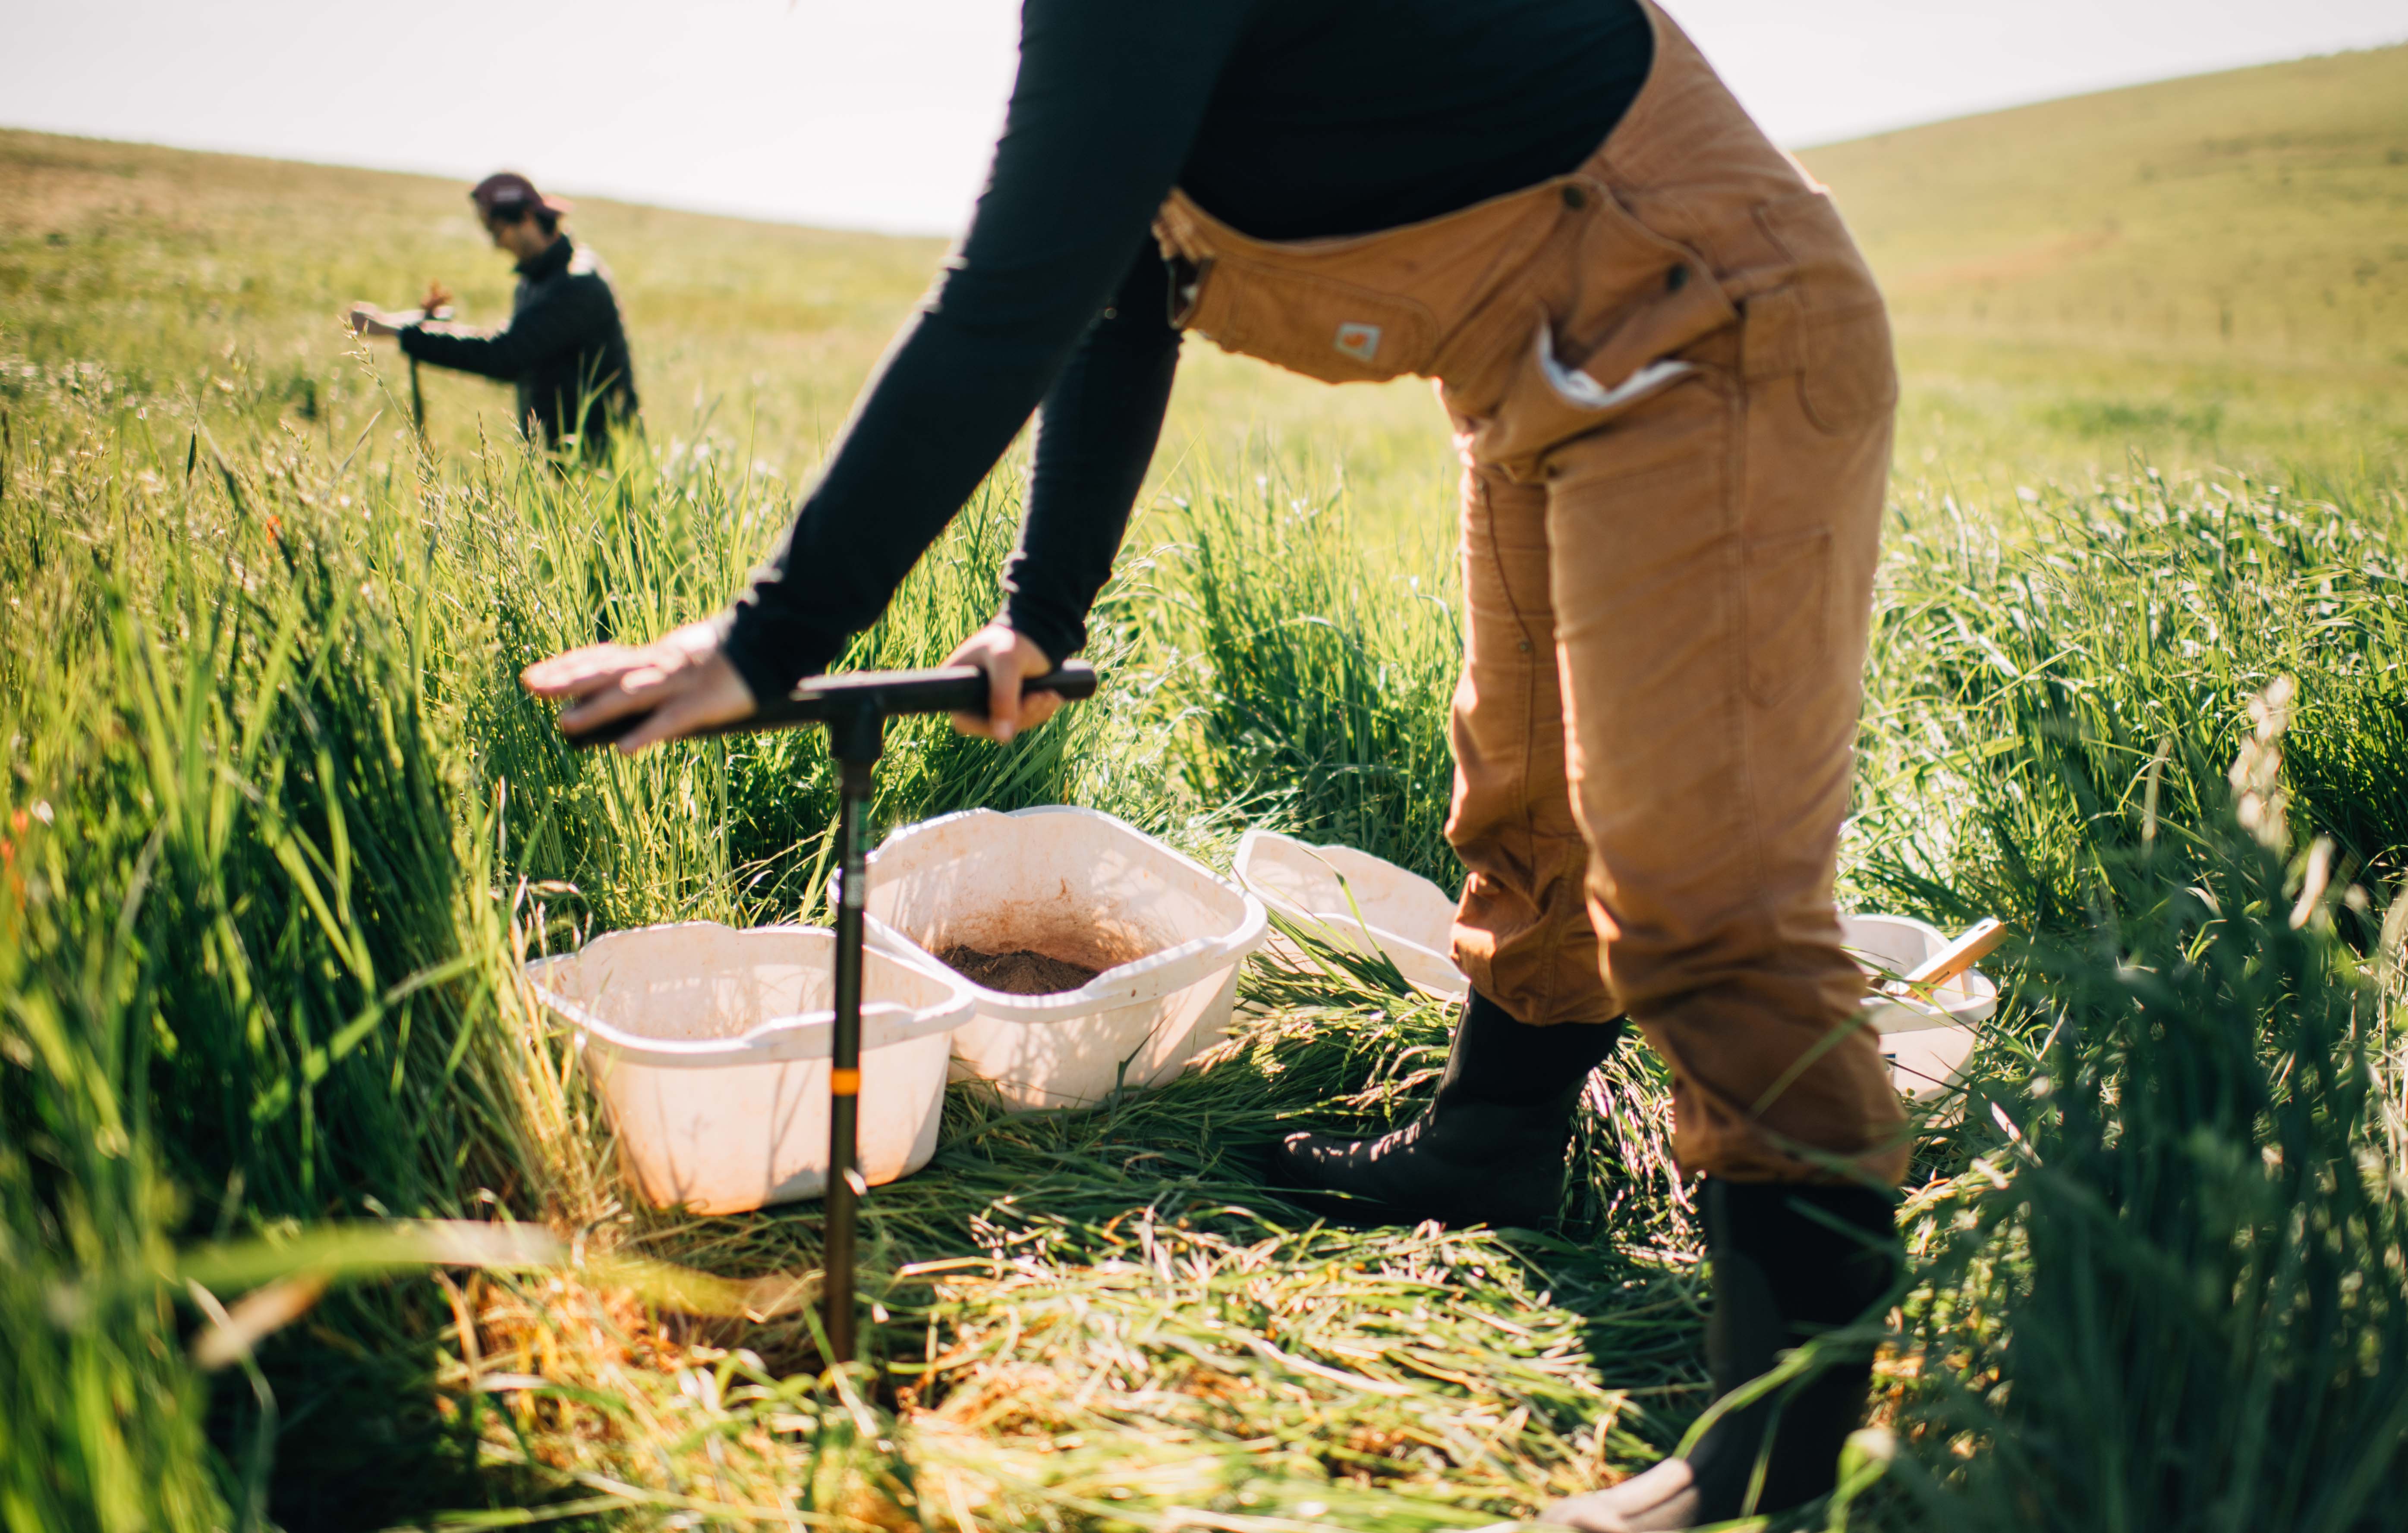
[555,659,1099,1365]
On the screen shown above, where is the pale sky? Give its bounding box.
[3,0,2402,235]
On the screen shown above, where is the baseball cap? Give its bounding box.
[470,171,572,220]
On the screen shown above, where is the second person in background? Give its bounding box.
[351,171,639,458]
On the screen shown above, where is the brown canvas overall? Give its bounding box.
[1155,0,1909,1184]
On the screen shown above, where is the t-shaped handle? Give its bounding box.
[561,660,1100,749]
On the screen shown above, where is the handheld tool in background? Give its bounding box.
[563,660,1099,1362]
[408,280,453,436]
[1895,916,2009,1001]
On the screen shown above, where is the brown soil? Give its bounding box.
[937,944,1101,996]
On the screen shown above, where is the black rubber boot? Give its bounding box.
[1540,1179,1903,1530]
[1266,991,1624,1228]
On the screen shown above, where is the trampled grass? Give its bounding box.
[5,45,2408,1533]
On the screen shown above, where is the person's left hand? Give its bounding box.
[520,620,758,753]
[943,623,1059,744]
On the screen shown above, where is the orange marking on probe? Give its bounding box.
[829,1068,861,1095]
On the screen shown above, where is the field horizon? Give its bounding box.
[6,37,2404,515]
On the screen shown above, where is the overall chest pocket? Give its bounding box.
[1174,257,1439,385]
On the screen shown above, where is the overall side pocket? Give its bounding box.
[1743,526,1831,708]
[1752,193,1898,437]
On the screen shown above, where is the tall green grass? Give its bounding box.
[1880,701,2408,1531]
[1149,465,1463,886]
[0,371,1624,1529]
[1842,470,2408,1527]
[4,338,2406,1531]
[1851,470,2408,939]
[2,883,228,1531]
[0,383,563,1525]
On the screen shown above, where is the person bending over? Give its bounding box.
[351,171,639,457]
[521,3,1909,1527]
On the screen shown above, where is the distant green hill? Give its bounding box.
[1800,44,2408,483]
[3,42,2403,491]
[1806,43,2408,367]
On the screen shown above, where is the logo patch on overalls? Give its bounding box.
[1333,322,1382,362]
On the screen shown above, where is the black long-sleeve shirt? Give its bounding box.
[401,235,639,453]
[720,0,1652,702]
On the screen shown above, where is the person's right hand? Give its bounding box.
[942,623,1059,744]
[520,620,758,753]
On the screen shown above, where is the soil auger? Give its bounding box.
[563,660,1099,1362]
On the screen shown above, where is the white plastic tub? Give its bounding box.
[523,922,974,1214]
[1237,832,1999,1103]
[863,807,1269,1112]
[1838,913,1999,1103]
[1231,829,1469,1001]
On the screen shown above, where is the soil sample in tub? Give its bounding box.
[938,944,1100,996]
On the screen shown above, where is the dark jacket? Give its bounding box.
[400,236,639,454]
